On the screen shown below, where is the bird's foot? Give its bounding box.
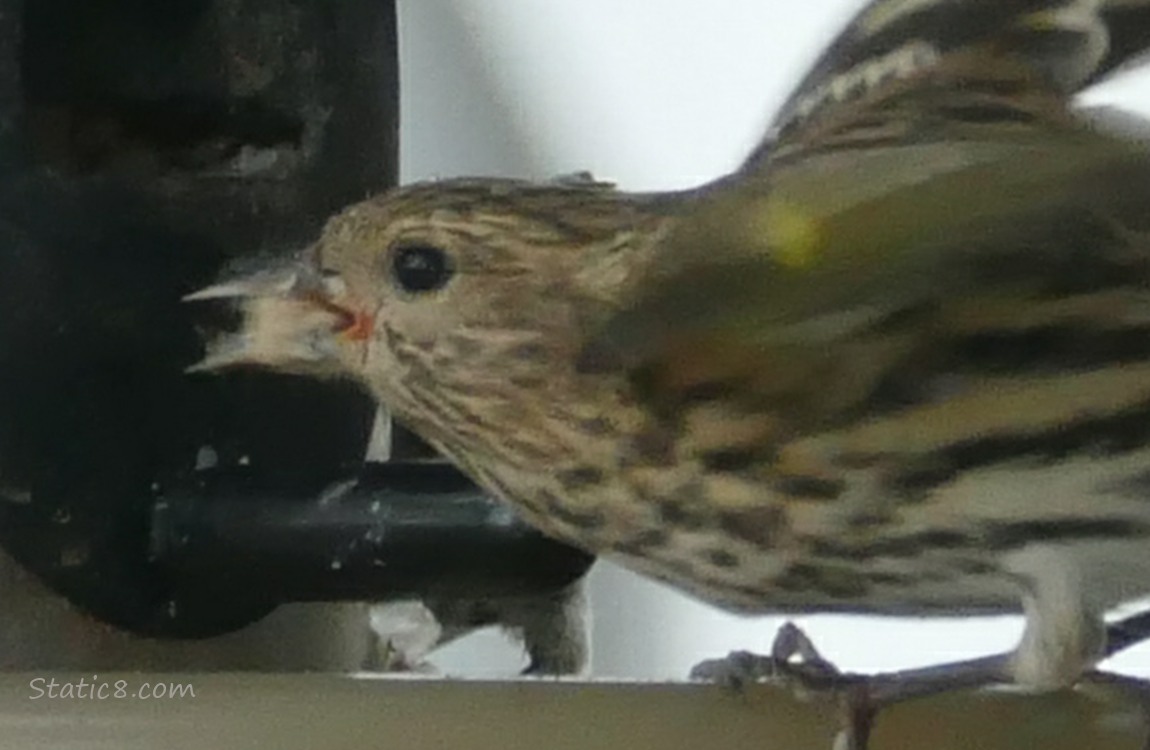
[690,610,1150,749]
[690,622,876,748]
[689,622,838,689]
[691,621,1017,750]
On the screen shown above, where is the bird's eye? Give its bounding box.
[389,244,454,294]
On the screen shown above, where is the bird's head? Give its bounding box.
[186,177,666,423]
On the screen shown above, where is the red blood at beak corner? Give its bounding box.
[339,309,374,341]
[300,291,373,341]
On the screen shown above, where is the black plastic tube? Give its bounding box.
[152,462,594,603]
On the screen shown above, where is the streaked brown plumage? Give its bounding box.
[189,0,1150,709]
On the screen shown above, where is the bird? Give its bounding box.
[188,0,1150,740]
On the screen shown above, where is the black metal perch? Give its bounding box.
[0,0,593,643]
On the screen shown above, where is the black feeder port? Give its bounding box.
[0,0,593,639]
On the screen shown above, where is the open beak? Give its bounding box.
[184,259,372,375]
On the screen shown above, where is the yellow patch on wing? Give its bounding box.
[761,197,824,270]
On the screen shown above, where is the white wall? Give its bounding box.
[396,0,1150,680]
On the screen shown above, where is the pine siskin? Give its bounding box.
[189,0,1150,738]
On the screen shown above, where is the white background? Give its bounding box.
[394,0,1150,680]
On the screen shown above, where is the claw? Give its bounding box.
[689,649,779,689]
[689,622,940,750]
[772,621,839,677]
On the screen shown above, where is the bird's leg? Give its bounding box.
[517,581,589,676]
[690,620,1013,694]
[693,549,1121,746]
[1004,547,1106,690]
[692,622,1013,749]
[693,602,1150,749]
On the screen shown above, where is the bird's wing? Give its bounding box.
[1098,0,1150,82]
[578,0,1150,426]
[743,0,1150,169]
